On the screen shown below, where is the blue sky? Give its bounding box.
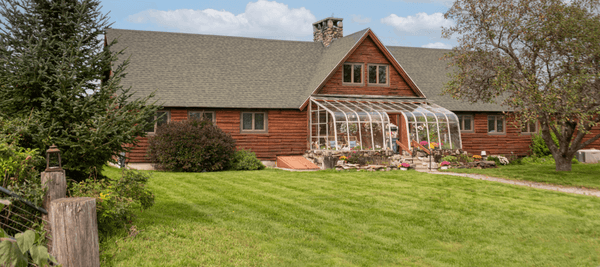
[100,0,457,48]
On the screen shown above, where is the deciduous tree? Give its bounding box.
[442,0,600,171]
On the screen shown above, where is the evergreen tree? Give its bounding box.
[0,0,159,180]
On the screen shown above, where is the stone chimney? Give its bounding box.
[313,17,343,47]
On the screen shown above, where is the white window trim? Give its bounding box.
[458,114,474,133]
[342,63,363,85]
[487,115,506,135]
[188,110,215,123]
[241,112,268,133]
[367,64,389,86]
[146,110,170,135]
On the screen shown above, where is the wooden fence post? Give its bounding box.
[41,170,67,252]
[50,197,100,267]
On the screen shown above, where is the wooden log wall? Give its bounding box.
[460,112,600,156]
[460,113,532,156]
[126,108,308,162]
[317,36,417,97]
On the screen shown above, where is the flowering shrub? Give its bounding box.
[339,156,348,161]
[400,163,410,168]
[419,141,428,146]
[473,155,482,160]
[440,161,451,166]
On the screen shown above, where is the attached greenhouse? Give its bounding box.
[309,97,462,152]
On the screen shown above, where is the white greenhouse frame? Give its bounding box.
[309,97,462,151]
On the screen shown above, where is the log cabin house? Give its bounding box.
[105,17,600,166]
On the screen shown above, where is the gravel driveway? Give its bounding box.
[424,170,600,197]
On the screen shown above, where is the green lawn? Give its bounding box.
[444,163,600,189]
[100,167,600,266]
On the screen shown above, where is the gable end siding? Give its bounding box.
[317,36,417,97]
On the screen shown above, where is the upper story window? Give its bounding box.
[488,115,505,134]
[522,121,537,134]
[343,63,362,84]
[241,112,267,133]
[457,114,473,132]
[189,111,214,122]
[368,64,388,85]
[145,110,169,134]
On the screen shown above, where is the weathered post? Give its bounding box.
[50,197,100,267]
[41,145,67,253]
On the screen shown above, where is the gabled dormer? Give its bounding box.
[313,29,425,98]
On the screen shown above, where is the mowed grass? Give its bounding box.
[100,167,600,266]
[444,163,600,189]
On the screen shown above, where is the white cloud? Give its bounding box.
[128,0,316,39]
[351,14,371,25]
[421,42,452,49]
[381,12,453,36]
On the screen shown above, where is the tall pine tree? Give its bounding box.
[0,0,160,180]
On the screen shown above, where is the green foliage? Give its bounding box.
[530,133,559,157]
[0,0,160,181]
[228,149,265,171]
[520,155,579,165]
[148,118,236,172]
[69,169,154,239]
[0,117,45,206]
[441,155,458,163]
[0,228,56,267]
[486,156,501,166]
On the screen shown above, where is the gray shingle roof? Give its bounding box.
[106,28,367,109]
[387,46,507,112]
[106,28,507,112]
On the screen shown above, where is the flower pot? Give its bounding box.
[400,167,408,171]
[440,166,448,170]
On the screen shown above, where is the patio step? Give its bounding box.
[276,156,320,170]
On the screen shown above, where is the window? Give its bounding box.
[189,111,214,122]
[241,112,267,133]
[343,63,362,84]
[368,64,388,85]
[457,114,473,132]
[522,121,537,134]
[145,111,169,134]
[488,115,505,134]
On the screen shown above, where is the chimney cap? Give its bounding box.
[312,17,343,26]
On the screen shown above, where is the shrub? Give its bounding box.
[229,149,265,171]
[69,169,154,240]
[148,118,236,172]
[0,117,45,206]
[441,155,457,163]
[520,155,579,165]
[530,132,559,157]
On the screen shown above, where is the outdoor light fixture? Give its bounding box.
[45,144,62,172]
[481,151,487,157]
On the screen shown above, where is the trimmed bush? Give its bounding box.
[229,149,265,171]
[148,118,236,172]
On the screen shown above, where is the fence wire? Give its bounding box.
[0,187,56,266]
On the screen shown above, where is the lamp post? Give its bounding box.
[481,151,487,159]
[45,144,62,172]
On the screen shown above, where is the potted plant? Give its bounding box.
[440,161,451,170]
[473,155,482,161]
[399,162,410,171]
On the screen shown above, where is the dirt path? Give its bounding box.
[424,170,600,197]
